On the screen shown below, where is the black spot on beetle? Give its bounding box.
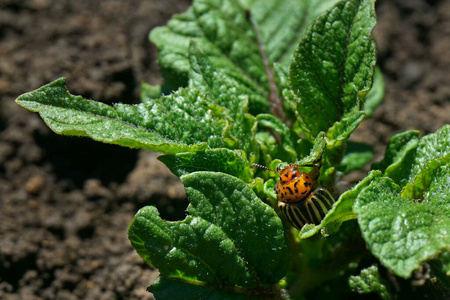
[304,182,311,188]
[287,187,294,195]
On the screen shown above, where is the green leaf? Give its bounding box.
[149,7,197,89]
[423,164,450,210]
[128,206,253,285]
[140,82,162,103]
[341,142,374,173]
[371,130,420,178]
[440,251,450,276]
[262,179,278,208]
[15,78,231,154]
[150,0,339,112]
[249,0,340,66]
[158,148,253,182]
[402,125,450,189]
[326,111,366,144]
[289,0,376,138]
[128,172,289,294]
[256,114,291,139]
[255,113,297,162]
[299,170,382,239]
[349,265,391,299]
[363,67,385,117]
[354,175,450,278]
[323,110,366,181]
[189,40,249,119]
[373,125,450,191]
[188,41,258,159]
[401,153,450,200]
[183,172,289,284]
[297,132,327,165]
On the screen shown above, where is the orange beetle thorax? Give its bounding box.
[275,165,319,204]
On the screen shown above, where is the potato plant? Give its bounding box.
[16,0,449,298]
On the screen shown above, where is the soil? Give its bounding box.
[0,0,449,299]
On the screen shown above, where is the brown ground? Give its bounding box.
[0,0,449,299]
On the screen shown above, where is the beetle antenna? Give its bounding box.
[251,163,280,173]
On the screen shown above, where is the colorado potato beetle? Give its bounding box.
[252,162,335,229]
